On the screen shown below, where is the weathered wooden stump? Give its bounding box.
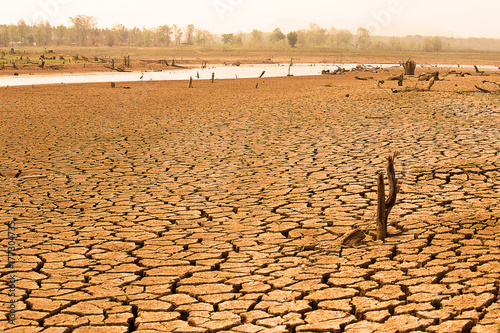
[403,59,416,75]
[188,77,193,88]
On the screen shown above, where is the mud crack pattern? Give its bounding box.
[1,73,500,332]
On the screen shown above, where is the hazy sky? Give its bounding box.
[3,0,500,38]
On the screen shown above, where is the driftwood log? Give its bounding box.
[426,77,435,90]
[104,66,131,72]
[403,59,416,75]
[355,76,374,80]
[376,153,398,241]
[418,71,439,81]
[482,80,500,88]
[341,229,365,247]
[475,80,500,94]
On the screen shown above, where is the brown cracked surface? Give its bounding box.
[1,69,500,332]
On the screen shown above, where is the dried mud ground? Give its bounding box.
[1,70,500,333]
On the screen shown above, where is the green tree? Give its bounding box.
[195,29,212,45]
[234,32,244,46]
[104,29,116,46]
[114,24,130,45]
[129,27,141,45]
[251,29,264,44]
[34,22,46,46]
[431,36,443,51]
[185,24,195,45]
[287,31,298,47]
[17,20,28,44]
[69,15,97,45]
[172,24,183,45]
[390,37,402,51]
[422,36,442,52]
[356,27,371,49]
[271,28,286,44]
[308,23,327,45]
[0,25,8,46]
[54,25,66,45]
[44,21,53,45]
[8,24,19,44]
[222,33,234,45]
[335,29,353,49]
[156,25,171,45]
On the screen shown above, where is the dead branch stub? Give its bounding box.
[376,153,398,241]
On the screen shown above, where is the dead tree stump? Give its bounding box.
[123,55,131,68]
[403,59,416,75]
[376,153,398,241]
[188,77,193,88]
[123,56,132,68]
[211,73,215,83]
[397,74,403,86]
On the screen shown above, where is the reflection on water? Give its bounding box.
[0,63,497,87]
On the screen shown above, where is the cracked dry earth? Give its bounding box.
[1,71,500,333]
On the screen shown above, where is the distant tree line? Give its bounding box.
[2,17,500,52]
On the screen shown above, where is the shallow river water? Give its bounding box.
[0,63,496,87]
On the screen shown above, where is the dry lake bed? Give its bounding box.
[1,69,500,332]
